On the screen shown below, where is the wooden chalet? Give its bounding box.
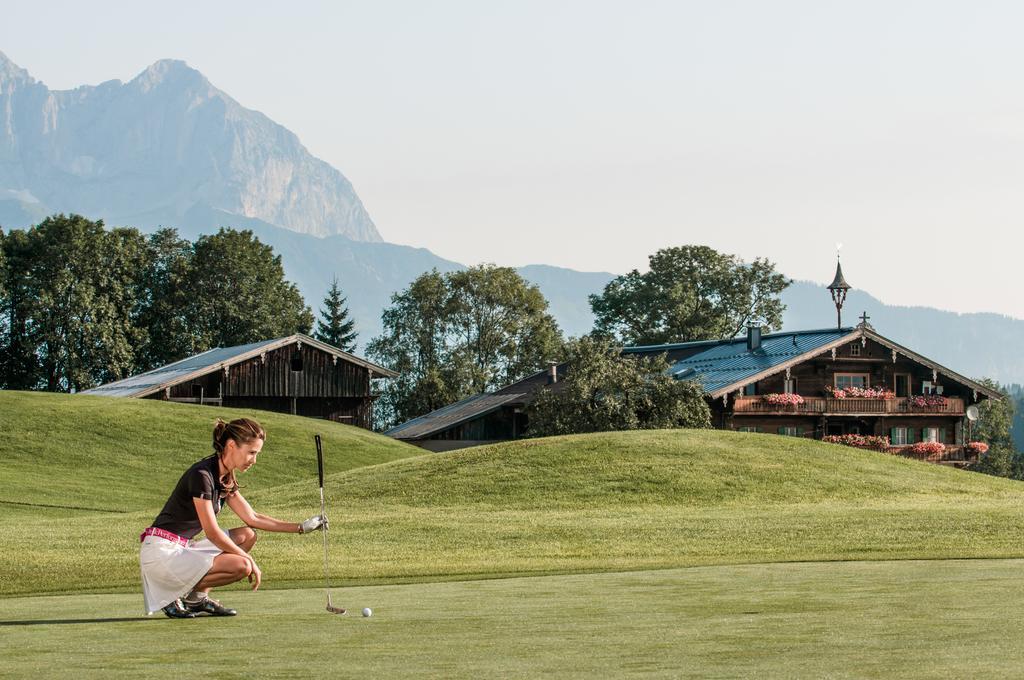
[387,262,1001,465]
[81,334,398,429]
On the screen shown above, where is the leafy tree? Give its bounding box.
[0,227,37,388]
[966,379,1018,478]
[177,228,314,353]
[367,265,563,429]
[447,266,563,394]
[0,215,147,391]
[315,277,358,352]
[972,379,1015,450]
[134,228,197,370]
[525,335,711,437]
[589,245,790,345]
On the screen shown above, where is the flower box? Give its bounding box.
[907,395,947,410]
[825,386,895,400]
[761,393,805,408]
[965,441,989,456]
[822,434,890,451]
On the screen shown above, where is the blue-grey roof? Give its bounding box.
[384,392,526,440]
[628,328,855,396]
[81,333,397,398]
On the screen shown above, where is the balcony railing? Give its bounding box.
[733,396,965,416]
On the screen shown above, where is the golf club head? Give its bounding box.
[326,605,347,615]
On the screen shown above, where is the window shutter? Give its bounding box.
[908,428,917,444]
[796,428,803,436]
[890,427,897,443]
[938,428,946,444]
[778,427,786,435]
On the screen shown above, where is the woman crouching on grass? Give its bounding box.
[139,417,326,618]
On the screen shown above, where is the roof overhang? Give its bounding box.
[708,326,1002,401]
[85,333,398,399]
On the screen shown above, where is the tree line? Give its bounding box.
[2,214,791,437]
[0,214,351,392]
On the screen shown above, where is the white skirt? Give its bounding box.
[139,535,222,614]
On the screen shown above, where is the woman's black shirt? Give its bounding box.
[151,455,224,540]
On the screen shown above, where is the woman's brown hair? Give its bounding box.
[212,417,266,496]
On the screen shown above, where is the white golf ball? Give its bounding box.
[362,607,372,617]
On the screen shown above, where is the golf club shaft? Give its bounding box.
[316,434,343,613]
[319,485,332,606]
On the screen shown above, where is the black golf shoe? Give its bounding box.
[162,598,197,619]
[185,595,237,616]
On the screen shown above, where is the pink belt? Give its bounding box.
[140,526,189,546]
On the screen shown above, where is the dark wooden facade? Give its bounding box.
[715,335,987,466]
[133,336,394,429]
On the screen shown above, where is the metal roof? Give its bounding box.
[653,328,853,396]
[385,392,527,440]
[828,261,852,290]
[383,324,1002,442]
[81,333,398,398]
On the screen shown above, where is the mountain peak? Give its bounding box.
[131,58,207,92]
[0,50,34,86]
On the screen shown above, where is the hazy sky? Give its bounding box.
[3,1,1023,317]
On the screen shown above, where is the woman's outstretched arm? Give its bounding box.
[225,492,307,533]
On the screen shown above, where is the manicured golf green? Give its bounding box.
[5,391,1024,676]
[3,559,1024,678]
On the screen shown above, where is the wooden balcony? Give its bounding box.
[733,396,965,416]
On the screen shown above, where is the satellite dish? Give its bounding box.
[966,405,980,422]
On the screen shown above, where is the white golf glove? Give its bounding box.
[300,514,328,533]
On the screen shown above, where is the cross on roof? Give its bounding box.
[858,311,873,329]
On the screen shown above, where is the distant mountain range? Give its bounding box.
[2,51,1022,385]
[0,51,378,241]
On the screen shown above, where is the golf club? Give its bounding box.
[315,434,346,615]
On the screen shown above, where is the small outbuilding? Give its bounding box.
[81,334,397,429]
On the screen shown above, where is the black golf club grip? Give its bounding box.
[315,434,324,489]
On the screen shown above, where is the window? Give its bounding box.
[922,427,946,444]
[890,427,913,445]
[778,426,801,437]
[835,373,869,390]
[894,374,910,398]
[922,381,935,395]
[849,343,861,357]
[737,426,760,433]
[743,383,757,396]
[784,378,798,394]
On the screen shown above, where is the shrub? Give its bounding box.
[822,434,890,451]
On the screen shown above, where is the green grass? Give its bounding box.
[3,560,1024,678]
[4,392,1024,597]
[6,391,1024,676]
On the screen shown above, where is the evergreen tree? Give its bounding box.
[315,277,358,352]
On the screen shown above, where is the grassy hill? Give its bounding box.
[3,391,1024,598]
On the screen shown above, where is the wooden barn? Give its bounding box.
[81,334,398,428]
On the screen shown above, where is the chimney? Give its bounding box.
[746,325,762,351]
[547,362,558,384]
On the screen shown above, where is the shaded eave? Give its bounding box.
[707,326,1002,401]
[385,392,527,440]
[84,333,398,399]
